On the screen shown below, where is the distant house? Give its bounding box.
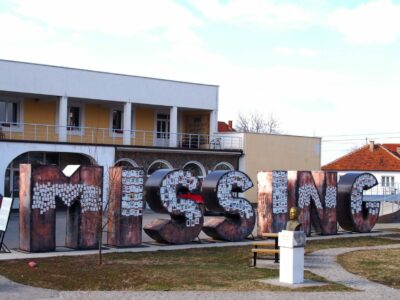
[218,120,235,132]
[322,141,400,191]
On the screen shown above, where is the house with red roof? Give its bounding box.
[322,141,400,191]
[218,120,235,132]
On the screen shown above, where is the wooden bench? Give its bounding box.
[252,234,280,266]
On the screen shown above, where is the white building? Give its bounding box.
[0,60,242,207]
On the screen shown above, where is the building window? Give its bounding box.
[67,106,81,130]
[381,176,395,187]
[156,113,170,139]
[112,109,123,133]
[0,101,20,125]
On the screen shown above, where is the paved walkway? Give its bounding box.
[1,243,400,299]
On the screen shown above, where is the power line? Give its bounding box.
[322,131,400,138]
[322,136,400,143]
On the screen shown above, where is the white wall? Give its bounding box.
[0,59,218,110]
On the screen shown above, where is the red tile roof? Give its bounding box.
[218,121,236,132]
[322,143,400,171]
[380,144,400,159]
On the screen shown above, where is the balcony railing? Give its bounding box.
[0,122,243,150]
[364,184,400,197]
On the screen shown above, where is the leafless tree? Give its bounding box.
[235,112,281,134]
[236,112,251,132]
[265,112,281,134]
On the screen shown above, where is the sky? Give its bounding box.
[1,0,400,165]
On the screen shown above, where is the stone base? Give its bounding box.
[279,246,304,284]
[258,278,328,289]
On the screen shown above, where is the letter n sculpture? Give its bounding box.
[257,170,337,237]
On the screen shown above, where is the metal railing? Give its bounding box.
[0,122,243,150]
[363,185,400,216]
[364,185,400,199]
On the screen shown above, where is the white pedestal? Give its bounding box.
[278,230,306,284]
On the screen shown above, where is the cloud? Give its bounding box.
[7,0,202,40]
[191,0,314,31]
[298,48,319,57]
[328,0,400,44]
[274,47,294,56]
[0,13,54,43]
[274,47,319,57]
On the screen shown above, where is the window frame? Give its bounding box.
[111,108,124,135]
[381,176,395,187]
[0,95,24,132]
[66,102,84,136]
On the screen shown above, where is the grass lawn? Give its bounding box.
[0,234,398,292]
[338,248,400,289]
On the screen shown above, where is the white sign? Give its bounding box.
[0,197,13,231]
[278,230,306,248]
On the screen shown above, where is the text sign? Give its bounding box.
[0,197,13,231]
[258,171,379,236]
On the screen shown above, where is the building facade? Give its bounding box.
[0,60,242,206]
[0,59,323,208]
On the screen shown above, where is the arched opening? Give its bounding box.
[214,162,235,171]
[4,151,94,201]
[114,158,139,167]
[183,161,206,179]
[147,160,173,176]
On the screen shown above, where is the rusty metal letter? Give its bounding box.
[107,167,144,247]
[337,173,379,233]
[294,171,338,236]
[19,164,103,252]
[257,170,337,237]
[144,169,204,244]
[201,170,255,241]
[257,171,288,236]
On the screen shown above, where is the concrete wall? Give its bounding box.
[84,103,109,128]
[0,59,218,110]
[24,98,56,124]
[241,133,322,203]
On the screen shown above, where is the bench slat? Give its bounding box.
[252,241,275,247]
[251,249,279,254]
